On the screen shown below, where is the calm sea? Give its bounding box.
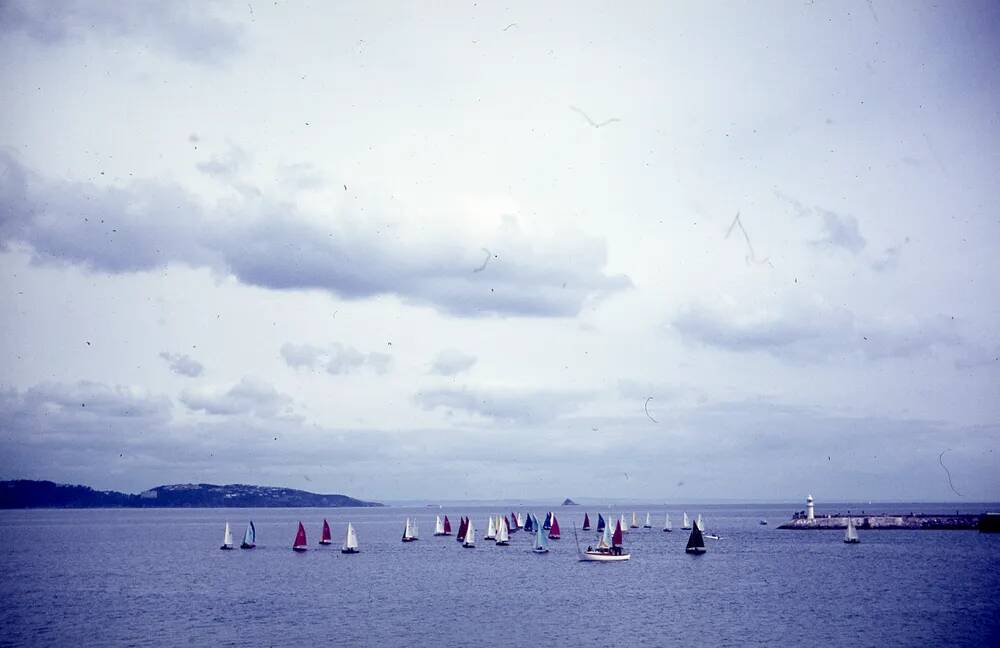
[1,502,998,647]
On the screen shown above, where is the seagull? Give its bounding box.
[570,105,621,129]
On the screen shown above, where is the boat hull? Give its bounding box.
[220,545,233,550]
[318,540,332,545]
[662,529,672,533]
[844,539,860,544]
[462,543,475,548]
[341,548,360,554]
[433,532,450,536]
[496,541,509,546]
[532,548,549,554]
[685,547,706,554]
[240,543,255,549]
[401,537,418,542]
[548,534,560,540]
[293,546,308,552]
[579,551,630,562]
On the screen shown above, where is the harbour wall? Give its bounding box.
[778,513,982,530]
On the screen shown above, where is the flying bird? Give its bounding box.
[503,23,518,31]
[569,105,621,129]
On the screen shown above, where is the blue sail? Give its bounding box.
[597,513,606,532]
[543,512,552,529]
[524,514,533,533]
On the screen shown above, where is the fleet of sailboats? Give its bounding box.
[342,522,359,553]
[220,522,234,550]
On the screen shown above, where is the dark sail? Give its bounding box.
[456,516,468,542]
[612,520,623,546]
[543,512,552,529]
[597,513,606,532]
[443,516,452,534]
[686,524,705,552]
[524,514,533,533]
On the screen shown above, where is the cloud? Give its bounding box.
[180,377,292,417]
[158,352,204,378]
[0,0,243,65]
[0,151,630,318]
[430,349,477,376]
[812,208,866,253]
[414,386,589,424]
[280,343,391,375]
[673,296,962,362]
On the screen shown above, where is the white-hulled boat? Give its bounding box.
[844,516,860,544]
[220,522,234,550]
[643,512,652,529]
[578,519,630,562]
[663,513,672,533]
[463,519,476,548]
[240,521,256,548]
[682,512,691,530]
[342,522,360,554]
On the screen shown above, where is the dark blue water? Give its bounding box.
[1,503,998,647]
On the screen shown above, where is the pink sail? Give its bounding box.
[612,520,624,546]
[321,519,332,543]
[293,521,308,549]
[548,515,561,539]
[444,516,452,534]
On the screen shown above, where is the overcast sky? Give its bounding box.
[1,0,998,502]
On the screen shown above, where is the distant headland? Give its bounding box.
[562,498,578,506]
[0,480,382,509]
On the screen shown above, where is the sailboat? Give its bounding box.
[532,524,549,554]
[579,519,630,561]
[662,513,672,532]
[548,514,561,540]
[485,515,497,540]
[543,512,552,530]
[456,517,468,542]
[496,517,510,546]
[463,519,476,548]
[443,515,452,535]
[643,513,652,529]
[517,512,525,529]
[320,519,333,545]
[682,512,691,530]
[596,513,606,532]
[293,521,308,551]
[582,513,591,531]
[630,512,640,528]
[401,517,419,542]
[620,514,629,533]
[220,522,234,550]
[523,514,534,533]
[240,521,256,548]
[844,516,860,544]
[759,519,768,526]
[511,512,521,530]
[685,521,706,554]
[434,515,447,536]
[341,522,359,554]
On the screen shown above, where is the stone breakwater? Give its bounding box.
[778,513,981,530]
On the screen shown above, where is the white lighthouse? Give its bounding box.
[806,494,815,521]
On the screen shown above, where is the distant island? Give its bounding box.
[562,498,578,506]
[0,480,382,509]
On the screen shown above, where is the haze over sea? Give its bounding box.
[1,502,997,647]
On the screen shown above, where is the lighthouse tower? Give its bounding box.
[806,494,815,521]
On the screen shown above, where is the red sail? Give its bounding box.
[583,513,591,529]
[443,516,452,533]
[549,515,561,538]
[294,521,307,547]
[511,511,519,527]
[321,519,332,543]
[457,516,468,541]
[612,520,624,546]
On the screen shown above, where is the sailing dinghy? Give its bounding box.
[485,515,497,540]
[434,515,447,536]
[662,514,672,533]
[320,519,333,545]
[643,513,652,529]
[443,515,452,535]
[620,514,629,533]
[456,517,468,542]
[342,522,359,554]
[496,517,510,546]
[220,522,234,550]
[401,517,419,542]
[543,512,552,530]
[682,512,691,530]
[532,524,549,553]
[463,519,476,548]
[293,521,308,551]
[844,516,860,544]
[630,512,640,529]
[548,514,561,540]
[685,521,706,554]
[596,513,606,532]
[240,521,256,548]
[582,512,591,530]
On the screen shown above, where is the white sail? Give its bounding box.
[845,517,859,543]
[223,522,233,547]
[412,520,419,539]
[682,512,690,528]
[631,512,639,527]
[620,514,629,533]
[434,515,444,535]
[485,515,496,540]
[518,512,525,528]
[496,517,509,544]
[464,519,476,546]
[344,522,359,550]
[597,523,611,549]
[696,514,704,532]
[664,514,672,531]
[242,521,255,546]
[403,517,413,540]
[644,512,651,527]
